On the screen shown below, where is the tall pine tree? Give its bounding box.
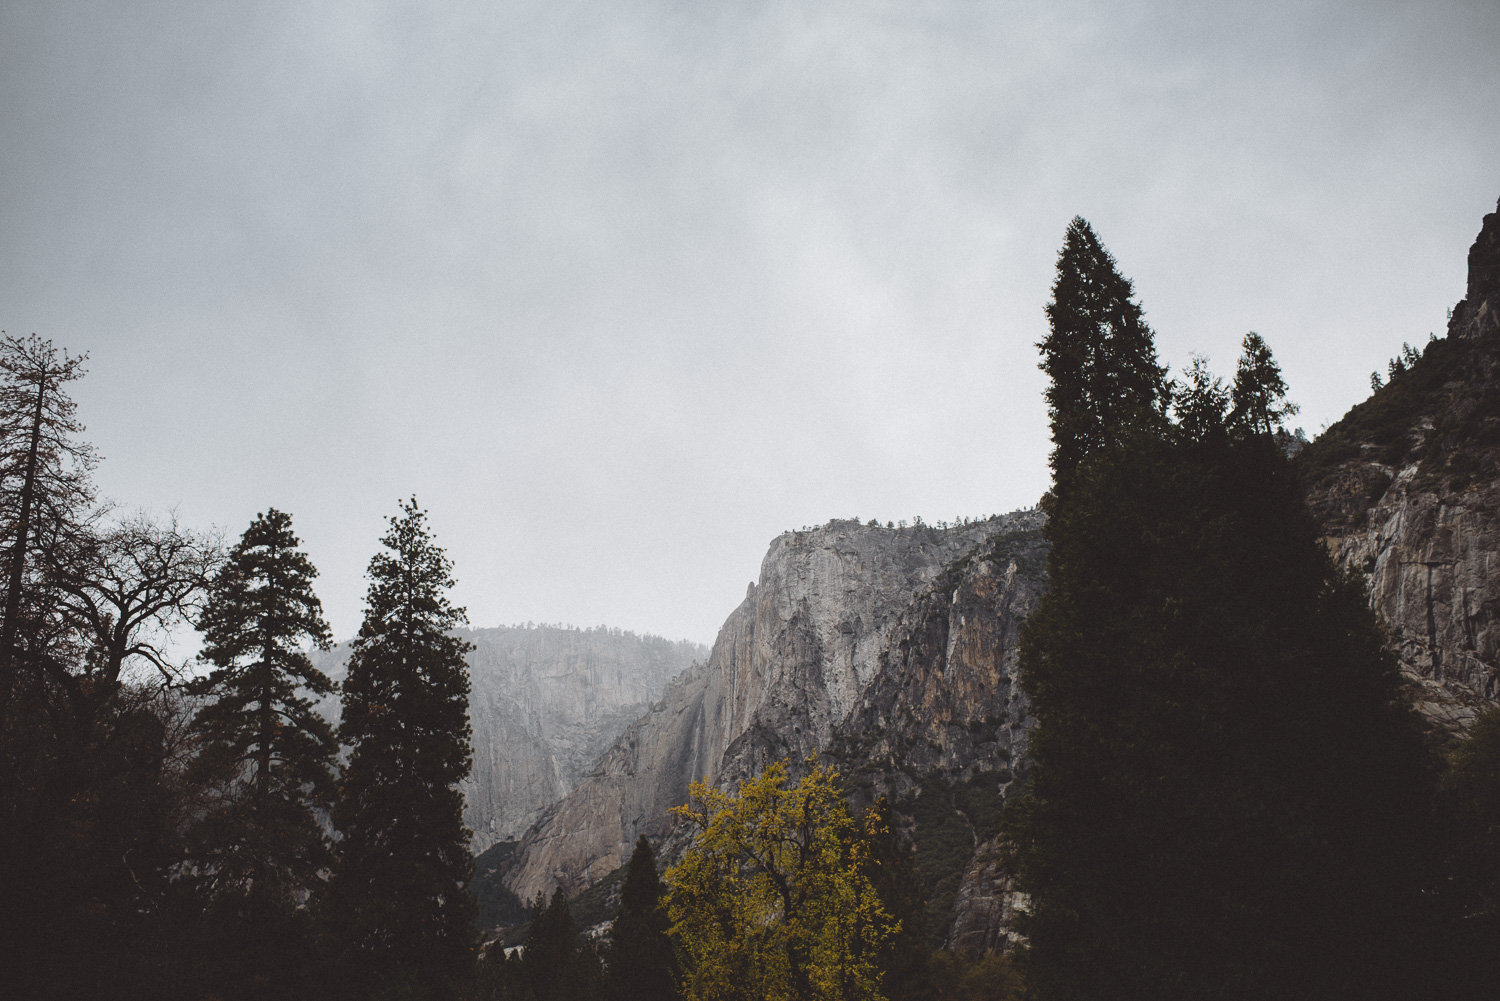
[523,887,603,1001]
[191,509,336,893]
[1011,224,1435,1001]
[329,498,476,997]
[187,508,336,996]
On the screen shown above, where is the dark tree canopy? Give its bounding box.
[329,497,476,996]
[0,333,96,717]
[526,887,603,1001]
[1434,706,1500,996]
[1230,331,1298,436]
[0,340,227,1001]
[1012,224,1436,1001]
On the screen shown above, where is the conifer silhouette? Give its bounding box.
[604,836,677,1001]
[1038,217,1168,476]
[190,507,336,902]
[329,498,476,995]
[1013,224,1433,1001]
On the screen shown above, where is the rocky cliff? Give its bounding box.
[503,514,1040,903]
[1300,197,1500,740]
[462,626,706,846]
[314,625,705,848]
[829,522,1047,948]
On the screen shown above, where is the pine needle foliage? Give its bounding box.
[1038,217,1169,476]
[329,497,476,996]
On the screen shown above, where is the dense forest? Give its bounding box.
[5,209,1500,1000]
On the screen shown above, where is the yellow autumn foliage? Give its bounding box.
[664,758,896,1001]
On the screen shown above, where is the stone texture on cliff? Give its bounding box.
[503,514,1037,903]
[831,523,1046,795]
[1300,197,1500,739]
[829,521,1047,948]
[945,836,1028,955]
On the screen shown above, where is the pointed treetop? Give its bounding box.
[1230,332,1298,437]
[1039,217,1168,475]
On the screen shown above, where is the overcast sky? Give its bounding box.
[1,1,1497,647]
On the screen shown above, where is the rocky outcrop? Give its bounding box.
[1301,198,1500,740]
[504,515,1038,903]
[1451,197,1500,341]
[832,523,1046,799]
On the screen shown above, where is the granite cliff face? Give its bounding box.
[313,625,704,849]
[1301,198,1500,739]
[829,522,1047,948]
[504,514,1040,903]
[462,626,706,846]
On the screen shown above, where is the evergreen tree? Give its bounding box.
[190,508,337,903]
[524,888,602,1001]
[1037,217,1168,476]
[328,498,476,997]
[0,333,95,719]
[1012,225,1435,1001]
[855,799,931,1001]
[604,836,677,1001]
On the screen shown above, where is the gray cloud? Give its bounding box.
[1,0,1496,644]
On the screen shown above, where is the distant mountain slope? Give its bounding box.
[1299,197,1500,738]
[314,624,706,848]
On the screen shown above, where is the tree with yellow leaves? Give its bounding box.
[664,759,896,1001]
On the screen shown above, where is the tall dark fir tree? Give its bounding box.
[1011,223,1434,1001]
[191,509,337,897]
[187,508,336,997]
[329,498,476,997]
